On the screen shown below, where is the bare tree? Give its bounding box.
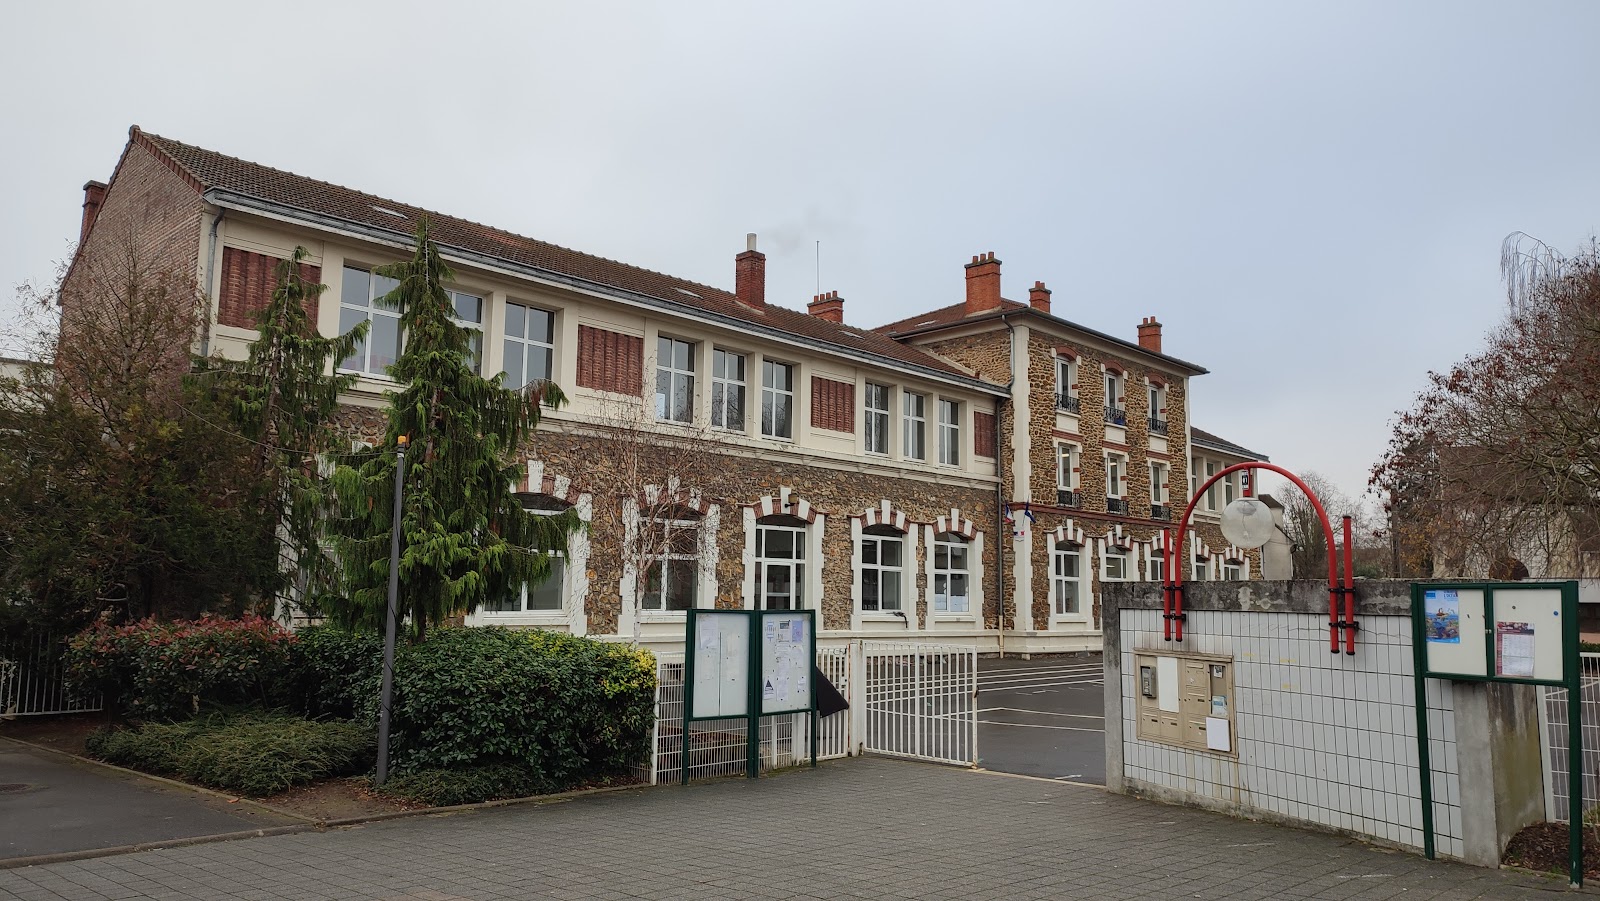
[577,394,727,645]
[1275,471,1378,579]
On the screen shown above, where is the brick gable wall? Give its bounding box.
[218,247,320,328]
[810,377,855,433]
[576,325,643,395]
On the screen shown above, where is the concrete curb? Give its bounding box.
[968,766,1109,790]
[0,734,654,869]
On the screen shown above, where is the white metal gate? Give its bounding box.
[859,642,977,766]
[1,633,102,717]
[1539,653,1600,821]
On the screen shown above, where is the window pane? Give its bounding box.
[341,267,371,307]
[881,537,901,568]
[674,339,692,371]
[528,308,553,344]
[502,340,524,388]
[666,564,696,611]
[861,571,879,611]
[934,543,949,570]
[948,574,968,612]
[505,302,525,339]
[667,523,698,556]
[484,587,521,613]
[373,273,401,306]
[672,374,693,422]
[763,564,794,610]
[453,292,482,324]
[369,314,401,373]
[764,527,794,560]
[862,539,878,566]
[711,382,726,428]
[527,557,564,610]
[726,384,744,430]
[655,370,671,419]
[526,345,550,383]
[339,307,368,371]
[881,573,901,610]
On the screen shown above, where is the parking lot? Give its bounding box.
[976,653,1106,784]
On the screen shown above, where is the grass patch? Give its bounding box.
[86,710,374,797]
[376,762,553,807]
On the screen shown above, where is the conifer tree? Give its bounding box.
[328,221,578,641]
[225,247,366,615]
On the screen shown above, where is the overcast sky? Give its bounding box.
[4,1,1599,504]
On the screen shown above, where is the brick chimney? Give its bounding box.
[735,233,765,308]
[1028,280,1051,314]
[80,180,108,246]
[1138,316,1163,353]
[808,290,844,323]
[964,251,1001,314]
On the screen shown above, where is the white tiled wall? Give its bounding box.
[1120,609,1463,858]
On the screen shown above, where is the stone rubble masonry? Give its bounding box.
[218,247,320,329]
[331,406,998,635]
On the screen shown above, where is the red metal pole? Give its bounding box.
[1162,528,1172,641]
[1342,515,1356,655]
[1174,531,1187,641]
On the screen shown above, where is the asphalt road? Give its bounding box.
[975,654,1106,784]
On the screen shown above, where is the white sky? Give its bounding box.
[4,1,1599,503]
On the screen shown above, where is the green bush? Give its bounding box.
[290,625,383,720]
[66,616,295,720]
[86,710,374,797]
[387,627,655,790]
[379,762,550,807]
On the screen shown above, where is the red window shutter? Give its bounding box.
[577,325,643,396]
[810,377,855,433]
[974,411,996,458]
[218,247,320,328]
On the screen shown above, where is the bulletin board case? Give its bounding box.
[1409,580,1581,886]
[682,608,818,782]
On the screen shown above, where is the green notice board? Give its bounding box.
[1410,581,1580,886]
[683,609,817,781]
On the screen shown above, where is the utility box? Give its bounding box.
[1134,651,1236,755]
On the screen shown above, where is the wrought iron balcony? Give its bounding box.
[1148,417,1168,435]
[1150,504,1171,521]
[1105,406,1127,427]
[1106,497,1130,515]
[1056,489,1080,508]
[1056,393,1081,414]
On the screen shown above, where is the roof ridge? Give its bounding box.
[137,129,741,305]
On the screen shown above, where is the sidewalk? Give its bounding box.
[0,737,301,863]
[0,756,1572,900]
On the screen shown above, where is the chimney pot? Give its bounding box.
[1028,280,1052,314]
[808,291,845,323]
[735,234,766,308]
[1137,316,1164,353]
[963,251,1003,315]
[80,180,108,247]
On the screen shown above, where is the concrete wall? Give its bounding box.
[1102,580,1545,866]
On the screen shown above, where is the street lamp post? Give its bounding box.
[375,434,408,785]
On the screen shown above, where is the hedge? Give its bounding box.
[65,616,295,720]
[289,625,383,719]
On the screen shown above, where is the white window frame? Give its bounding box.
[1193,555,1212,581]
[640,511,702,611]
[1106,452,1127,499]
[1057,356,1078,404]
[1051,541,1087,621]
[1146,546,1165,582]
[1148,382,1166,425]
[761,359,795,440]
[937,398,961,467]
[754,521,807,610]
[501,301,556,389]
[449,288,485,374]
[1105,370,1125,417]
[859,529,907,613]
[864,382,891,455]
[902,391,927,461]
[1102,546,1130,583]
[1224,472,1238,506]
[1057,443,1080,490]
[1204,460,1220,512]
[337,265,402,377]
[1222,561,1243,581]
[655,336,696,424]
[930,532,971,615]
[1150,461,1169,505]
[710,347,747,433]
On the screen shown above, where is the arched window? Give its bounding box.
[931,532,971,614]
[756,514,808,610]
[641,505,702,611]
[485,494,571,613]
[1052,540,1084,617]
[860,524,907,613]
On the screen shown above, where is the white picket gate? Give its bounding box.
[1,633,102,717]
[858,641,978,767]
[640,640,977,782]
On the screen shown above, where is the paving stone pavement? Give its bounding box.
[0,757,1572,900]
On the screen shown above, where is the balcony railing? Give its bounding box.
[1150,504,1171,521]
[1107,497,1130,515]
[1056,393,1081,414]
[1105,406,1127,427]
[1148,417,1168,435]
[1056,489,1080,508]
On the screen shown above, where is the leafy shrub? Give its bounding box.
[66,616,295,720]
[86,710,373,797]
[379,762,551,807]
[290,625,383,719]
[387,627,655,790]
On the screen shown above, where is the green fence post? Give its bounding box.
[1411,584,1436,860]
[1566,582,1582,889]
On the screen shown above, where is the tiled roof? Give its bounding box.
[1191,427,1267,461]
[875,300,1208,376]
[130,128,991,388]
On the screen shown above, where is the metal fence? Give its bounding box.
[0,633,102,717]
[1540,652,1600,822]
[861,642,977,767]
[641,647,852,785]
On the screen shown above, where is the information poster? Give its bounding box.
[1495,622,1536,678]
[759,612,812,715]
[1425,590,1460,644]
